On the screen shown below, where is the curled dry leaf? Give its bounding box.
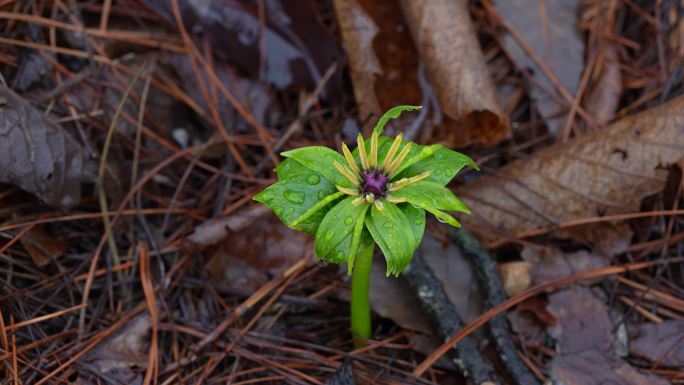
[0,86,86,209]
[400,0,509,147]
[494,0,584,137]
[459,96,684,246]
[333,0,382,128]
[582,0,622,124]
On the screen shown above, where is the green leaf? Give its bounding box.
[390,180,468,228]
[365,202,418,276]
[397,145,478,185]
[392,180,469,212]
[373,105,422,135]
[399,203,426,248]
[281,146,357,188]
[315,196,370,264]
[254,159,341,233]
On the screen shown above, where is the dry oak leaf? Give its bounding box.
[458,96,684,243]
[400,0,509,147]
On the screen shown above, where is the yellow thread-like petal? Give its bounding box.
[336,185,359,196]
[333,160,360,184]
[382,133,403,170]
[374,199,384,211]
[341,143,360,175]
[369,132,379,169]
[357,134,369,171]
[388,170,431,191]
[386,142,413,177]
[385,194,407,203]
[365,194,374,203]
[351,196,366,206]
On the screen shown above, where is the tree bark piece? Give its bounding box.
[404,253,502,384]
[450,228,540,385]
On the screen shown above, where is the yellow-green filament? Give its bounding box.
[386,142,413,177]
[333,160,360,184]
[382,133,403,170]
[342,143,360,175]
[369,132,379,169]
[337,185,360,196]
[357,134,369,171]
[388,171,431,191]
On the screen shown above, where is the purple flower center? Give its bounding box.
[361,169,389,196]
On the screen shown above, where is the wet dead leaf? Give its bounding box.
[401,0,509,147]
[459,96,684,246]
[521,246,610,286]
[629,320,684,367]
[547,287,619,355]
[550,350,670,385]
[0,86,86,209]
[495,0,584,136]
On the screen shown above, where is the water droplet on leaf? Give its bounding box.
[283,190,305,204]
[318,190,328,200]
[344,216,353,225]
[306,174,320,185]
[383,222,394,229]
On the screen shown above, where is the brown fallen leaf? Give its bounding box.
[521,246,610,286]
[19,226,70,267]
[494,0,584,137]
[547,287,622,355]
[400,0,509,147]
[0,86,87,209]
[458,96,684,247]
[184,204,270,250]
[550,350,670,385]
[79,313,149,383]
[629,320,684,367]
[204,213,311,279]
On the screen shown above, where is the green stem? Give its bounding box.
[351,243,374,345]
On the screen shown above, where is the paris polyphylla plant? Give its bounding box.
[254,106,478,341]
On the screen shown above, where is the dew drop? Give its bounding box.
[434,169,442,176]
[336,251,345,261]
[288,207,295,213]
[283,190,305,204]
[383,222,394,229]
[274,207,283,216]
[318,190,328,200]
[344,216,354,225]
[306,174,321,185]
[326,230,335,241]
[414,217,424,225]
